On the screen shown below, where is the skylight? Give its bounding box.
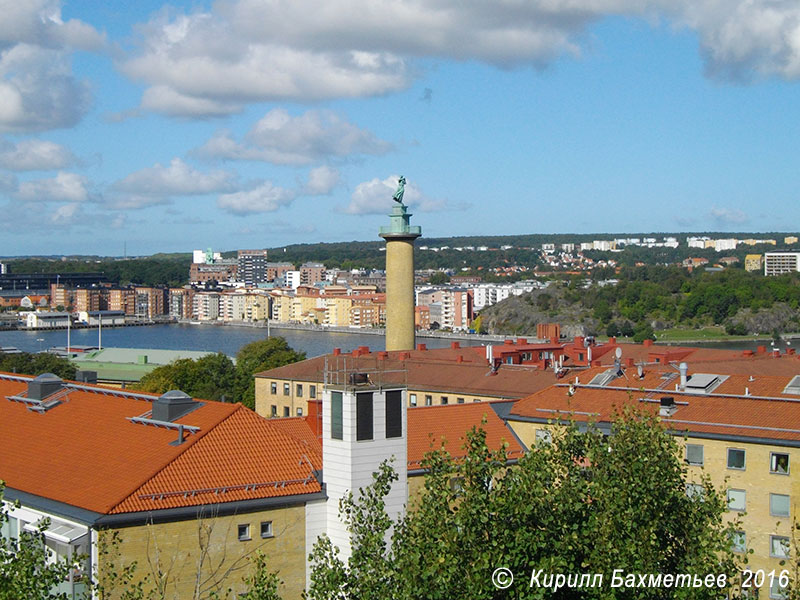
[783,375,800,396]
[684,373,727,394]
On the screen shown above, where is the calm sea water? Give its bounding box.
[0,323,476,357]
[0,323,782,358]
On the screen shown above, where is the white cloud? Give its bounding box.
[106,195,171,210]
[217,181,296,215]
[0,172,17,192]
[676,1,800,80]
[112,158,237,196]
[193,109,392,165]
[709,206,749,224]
[0,137,77,170]
[344,175,460,214]
[50,201,81,224]
[16,171,92,202]
[303,166,340,195]
[118,1,800,119]
[0,1,104,132]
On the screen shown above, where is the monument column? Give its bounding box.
[379,178,421,352]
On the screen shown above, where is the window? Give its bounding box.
[283,406,290,417]
[310,385,316,399]
[535,429,552,445]
[771,452,790,475]
[283,383,290,396]
[270,382,277,394]
[270,405,277,417]
[457,397,465,404]
[441,396,448,405]
[425,395,432,406]
[731,531,746,553]
[260,521,273,538]
[473,398,481,402]
[771,578,789,599]
[728,489,746,512]
[770,535,790,558]
[296,407,303,416]
[686,483,705,500]
[331,391,343,440]
[237,524,251,541]
[409,393,417,407]
[385,390,403,439]
[727,448,746,470]
[296,384,303,397]
[685,444,704,466]
[356,392,373,441]
[770,493,790,517]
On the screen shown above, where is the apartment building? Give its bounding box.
[133,287,166,318]
[168,288,194,319]
[506,364,800,597]
[765,252,800,276]
[108,288,136,315]
[237,249,269,285]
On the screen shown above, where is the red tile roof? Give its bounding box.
[406,403,525,469]
[257,349,570,400]
[509,371,800,444]
[0,374,321,515]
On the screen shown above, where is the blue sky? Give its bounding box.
[1,0,800,256]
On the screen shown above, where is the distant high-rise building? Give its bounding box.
[237,249,269,285]
[765,252,800,276]
[300,262,326,285]
[0,263,6,274]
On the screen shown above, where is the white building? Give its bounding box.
[321,384,407,561]
[714,239,738,252]
[283,270,301,290]
[765,252,800,276]
[26,312,70,329]
[561,243,575,253]
[541,243,555,253]
[77,311,126,326]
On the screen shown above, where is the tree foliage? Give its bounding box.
[0,484,81,600]
[135,338,304,408]
[307,408,744,599]
[0,352,77,380]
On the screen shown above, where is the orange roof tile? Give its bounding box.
[0,374,320,515]
[406,403,525,468]
[509,372,800,444]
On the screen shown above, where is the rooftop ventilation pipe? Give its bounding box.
[679,362,688,389]
[659,396,677,417]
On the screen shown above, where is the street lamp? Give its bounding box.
[36,338,44,353]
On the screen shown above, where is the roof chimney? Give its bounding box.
[416,343,427,351]
[643,339,653,347]
[333,348,341,356]
[358,346,370,354]
[659,396,677,416]
[377,351,388,360]
[679,362,688,389]
[152,390,197,423]
[609,337,617,344]
[27,373,63,400]
[516,338,527,345]
[450,341,460,349]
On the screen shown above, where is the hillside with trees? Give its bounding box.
[480,267,800,338]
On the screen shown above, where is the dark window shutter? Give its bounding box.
[356,392,373,441]
[385,390,402,439]
[331,391,343,440]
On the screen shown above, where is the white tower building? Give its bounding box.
[320,380,407,561]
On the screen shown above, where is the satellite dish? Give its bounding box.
[637,365,643,378]
[615,347,622,359]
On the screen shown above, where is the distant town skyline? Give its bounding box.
[1,1,800,256]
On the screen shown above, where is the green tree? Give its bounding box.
[0,484,81,600]
[0,352,76,380]
[632,322,656,343]
[427,272,450,285]
[307,409,743,600]
[234,338,306,409]
[239,552,283,600]
[136,353,236,402]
